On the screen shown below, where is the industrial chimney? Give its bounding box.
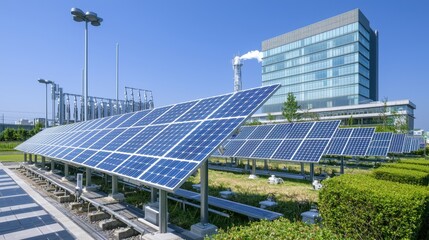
[233,56,242,92]
[232,50,262,92]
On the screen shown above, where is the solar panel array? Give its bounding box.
[324,127,375,156]
[388,133,405,153]
[402,135,425,153]
[366,132,393,156]
[15,85,280,192]
[214,120,340,162]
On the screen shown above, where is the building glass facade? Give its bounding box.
[261,9,378,113]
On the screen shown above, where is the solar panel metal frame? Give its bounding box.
[16,85,280,192]
[366,132,393,156]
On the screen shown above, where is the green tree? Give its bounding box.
[348,115,354,126]
[247,119,262,126]
[2,128,16,141]
[15,128,29,141]
[282,92,301,122]
[267,113,275,122]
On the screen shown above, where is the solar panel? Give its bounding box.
[214,120,340,162]
[15,84,279,192]
[388,133,405,153]
[366,132,393,156]
[341,128,375,156]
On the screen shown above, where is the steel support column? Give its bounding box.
[200,160,209,224]
[310,163,314,182]
[86,168,91,186]
[112,175,118,194]
[159,190,168,233]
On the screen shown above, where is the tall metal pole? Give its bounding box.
[116,43,119,108]
[84,21,89,121]
[51,84,55,127]
[45,84,48,128]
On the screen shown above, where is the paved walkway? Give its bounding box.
[0,165,93,239]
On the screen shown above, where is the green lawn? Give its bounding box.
[0,151,24,162]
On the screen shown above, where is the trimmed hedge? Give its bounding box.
[400,159,429,167]
[211,218,341,240]
[319,174,429,239]
[383,163,429,173]
[373,167,429,186]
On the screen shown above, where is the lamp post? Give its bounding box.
[71,7,102,121]
[38,79,54,128]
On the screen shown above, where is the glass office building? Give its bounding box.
[261,9,378,113]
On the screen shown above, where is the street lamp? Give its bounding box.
[38,79,54,128]
[70,7,103,121]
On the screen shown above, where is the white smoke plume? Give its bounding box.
[240,50,262,62]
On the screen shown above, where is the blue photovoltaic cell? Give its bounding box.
[343,138,372,156]
[333,128,353,138]
[402,136,411,153]
[139,159,198,189]
[210,85,279,119]
[95,115,122,130]
[96,153,130,171]
[293,139,329,162]
[266,124,293,139]
[63,148,84,161]
[102,127,144,151]
[117,110,151,128]
[307,121,339,139]
[286,122,313,139]
[351,128,374,138]
[73,150,97,163]
[133,106,173,126]
[166,118,244,161]
[366,132,392,156]
[234,126,256,140]
[234,140,262,157]
[251,140,282,159]
[271,140,301,160]
[325,138,349,155]
[153,101,198,124]
[78,130,110,148]
[15,84,280,191]
[137,122,198,156]
[248,125,275,139]
[388,134,405,153]
[222,140,245,156]
[89,129,126,150]
[83,151,111,167]
[117,125,167,154]
[177,95,230,122]
[114,156,158,178]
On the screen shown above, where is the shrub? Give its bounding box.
[382,163,429,173]
[400,159,429,167]
[373,167,429,186]
[210,218,341,240]
[319,174,429,239]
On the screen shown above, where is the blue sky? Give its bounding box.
[0,1,428,130]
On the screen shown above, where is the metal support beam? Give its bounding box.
[41,156,46,168]
[300,163,305,175]
[151,187,158,203]
[340,157,345,174]
[310,163,314,182]
[252,159,256,175]
[29,154,33,164]
[50,159,54,171]
[200,160,209,224]
[86,168,91,186]
[34,155,38,163]
[64,164,69,177]
[112,175,118,194]
[24,153,27,163]
[264,159,268,171]
[159,190,168,233]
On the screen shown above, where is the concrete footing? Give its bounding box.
[114,227,139,240]
[99,219,126,230]
[248,174,258,179]
[57,195,73,203]
[190,223,218,238]
[88,211,110,222]
[83,184,99,192]
[69,202,83,210]
[142,233,183,240]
